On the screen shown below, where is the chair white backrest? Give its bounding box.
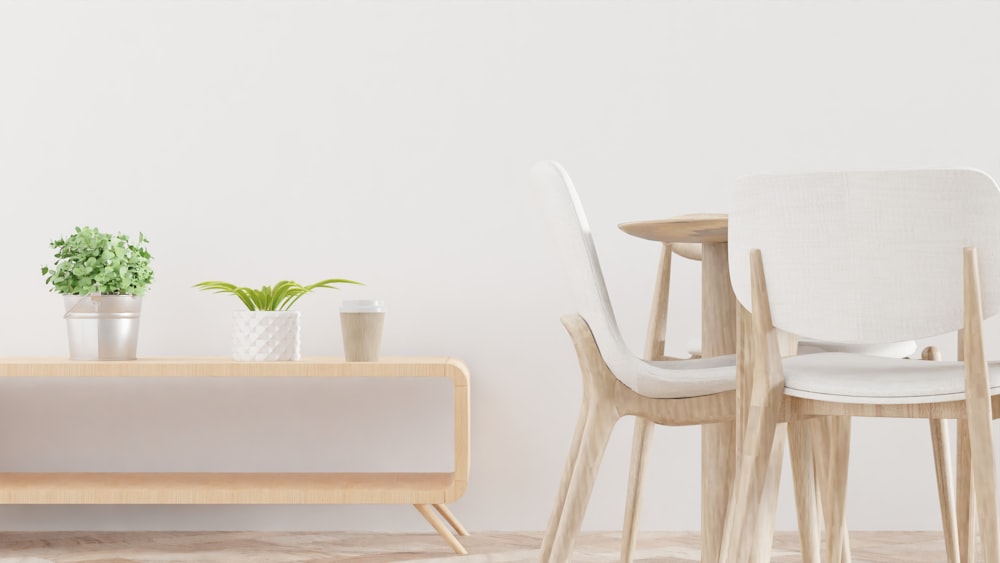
[729,169,1000,343]
[532,161,638,389]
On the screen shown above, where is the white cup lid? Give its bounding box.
[341,299,385,313]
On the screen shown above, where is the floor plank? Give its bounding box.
[0,531,959,562]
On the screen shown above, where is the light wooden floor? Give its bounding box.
[0,531,961,562]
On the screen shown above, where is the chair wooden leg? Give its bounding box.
[788,419,821,563]
[957,417,977,563]
[969,410,999,563]
[621,417,653,563]
[956,330,977,563]
[540,400,590,563]
[414,504,467,555]
[825,416,851,563]
[967,391,1000,563]
[549,403,618,563]
[736,422,786,563]
[432,504,469,537]
[811,417,852,563]
[719,401,779,563]
[750,422,786,563]
[963,248,999,563]
[930,418,961,563]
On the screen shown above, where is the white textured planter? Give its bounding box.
[232,311,301,361]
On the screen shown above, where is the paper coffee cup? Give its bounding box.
[340,300,385,362]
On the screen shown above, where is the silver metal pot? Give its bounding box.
[63,294,142,361]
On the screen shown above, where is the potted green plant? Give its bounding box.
[194,278,361,361]
[42,227,154,361]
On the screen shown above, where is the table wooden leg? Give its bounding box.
[644,243,673,361]
[701,242,738,563]
[701,243,737,358]
[736,306,753,459]
[621,243,672,562]
[702,422,736,563]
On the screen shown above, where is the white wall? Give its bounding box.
[0,1,998,533]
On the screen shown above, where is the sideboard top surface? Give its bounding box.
[0,357,469,384]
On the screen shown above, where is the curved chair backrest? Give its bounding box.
[729,169,1000,343]
[533,161,637,388]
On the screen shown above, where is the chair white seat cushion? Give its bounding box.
[634,354,737,399]
[783,352,1000,404]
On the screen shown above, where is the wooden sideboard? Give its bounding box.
[0,357,472,554]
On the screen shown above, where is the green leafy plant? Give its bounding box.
[42,227,154,295]
[194,279,362,311]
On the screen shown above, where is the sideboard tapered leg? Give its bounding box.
[415,503,467,554]
[433,503,469,537]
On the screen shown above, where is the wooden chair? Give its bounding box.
[534,160,742,563]
[799,339,964,563]
[720,169,1000,563]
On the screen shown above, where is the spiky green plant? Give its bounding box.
[193,278,362,311]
